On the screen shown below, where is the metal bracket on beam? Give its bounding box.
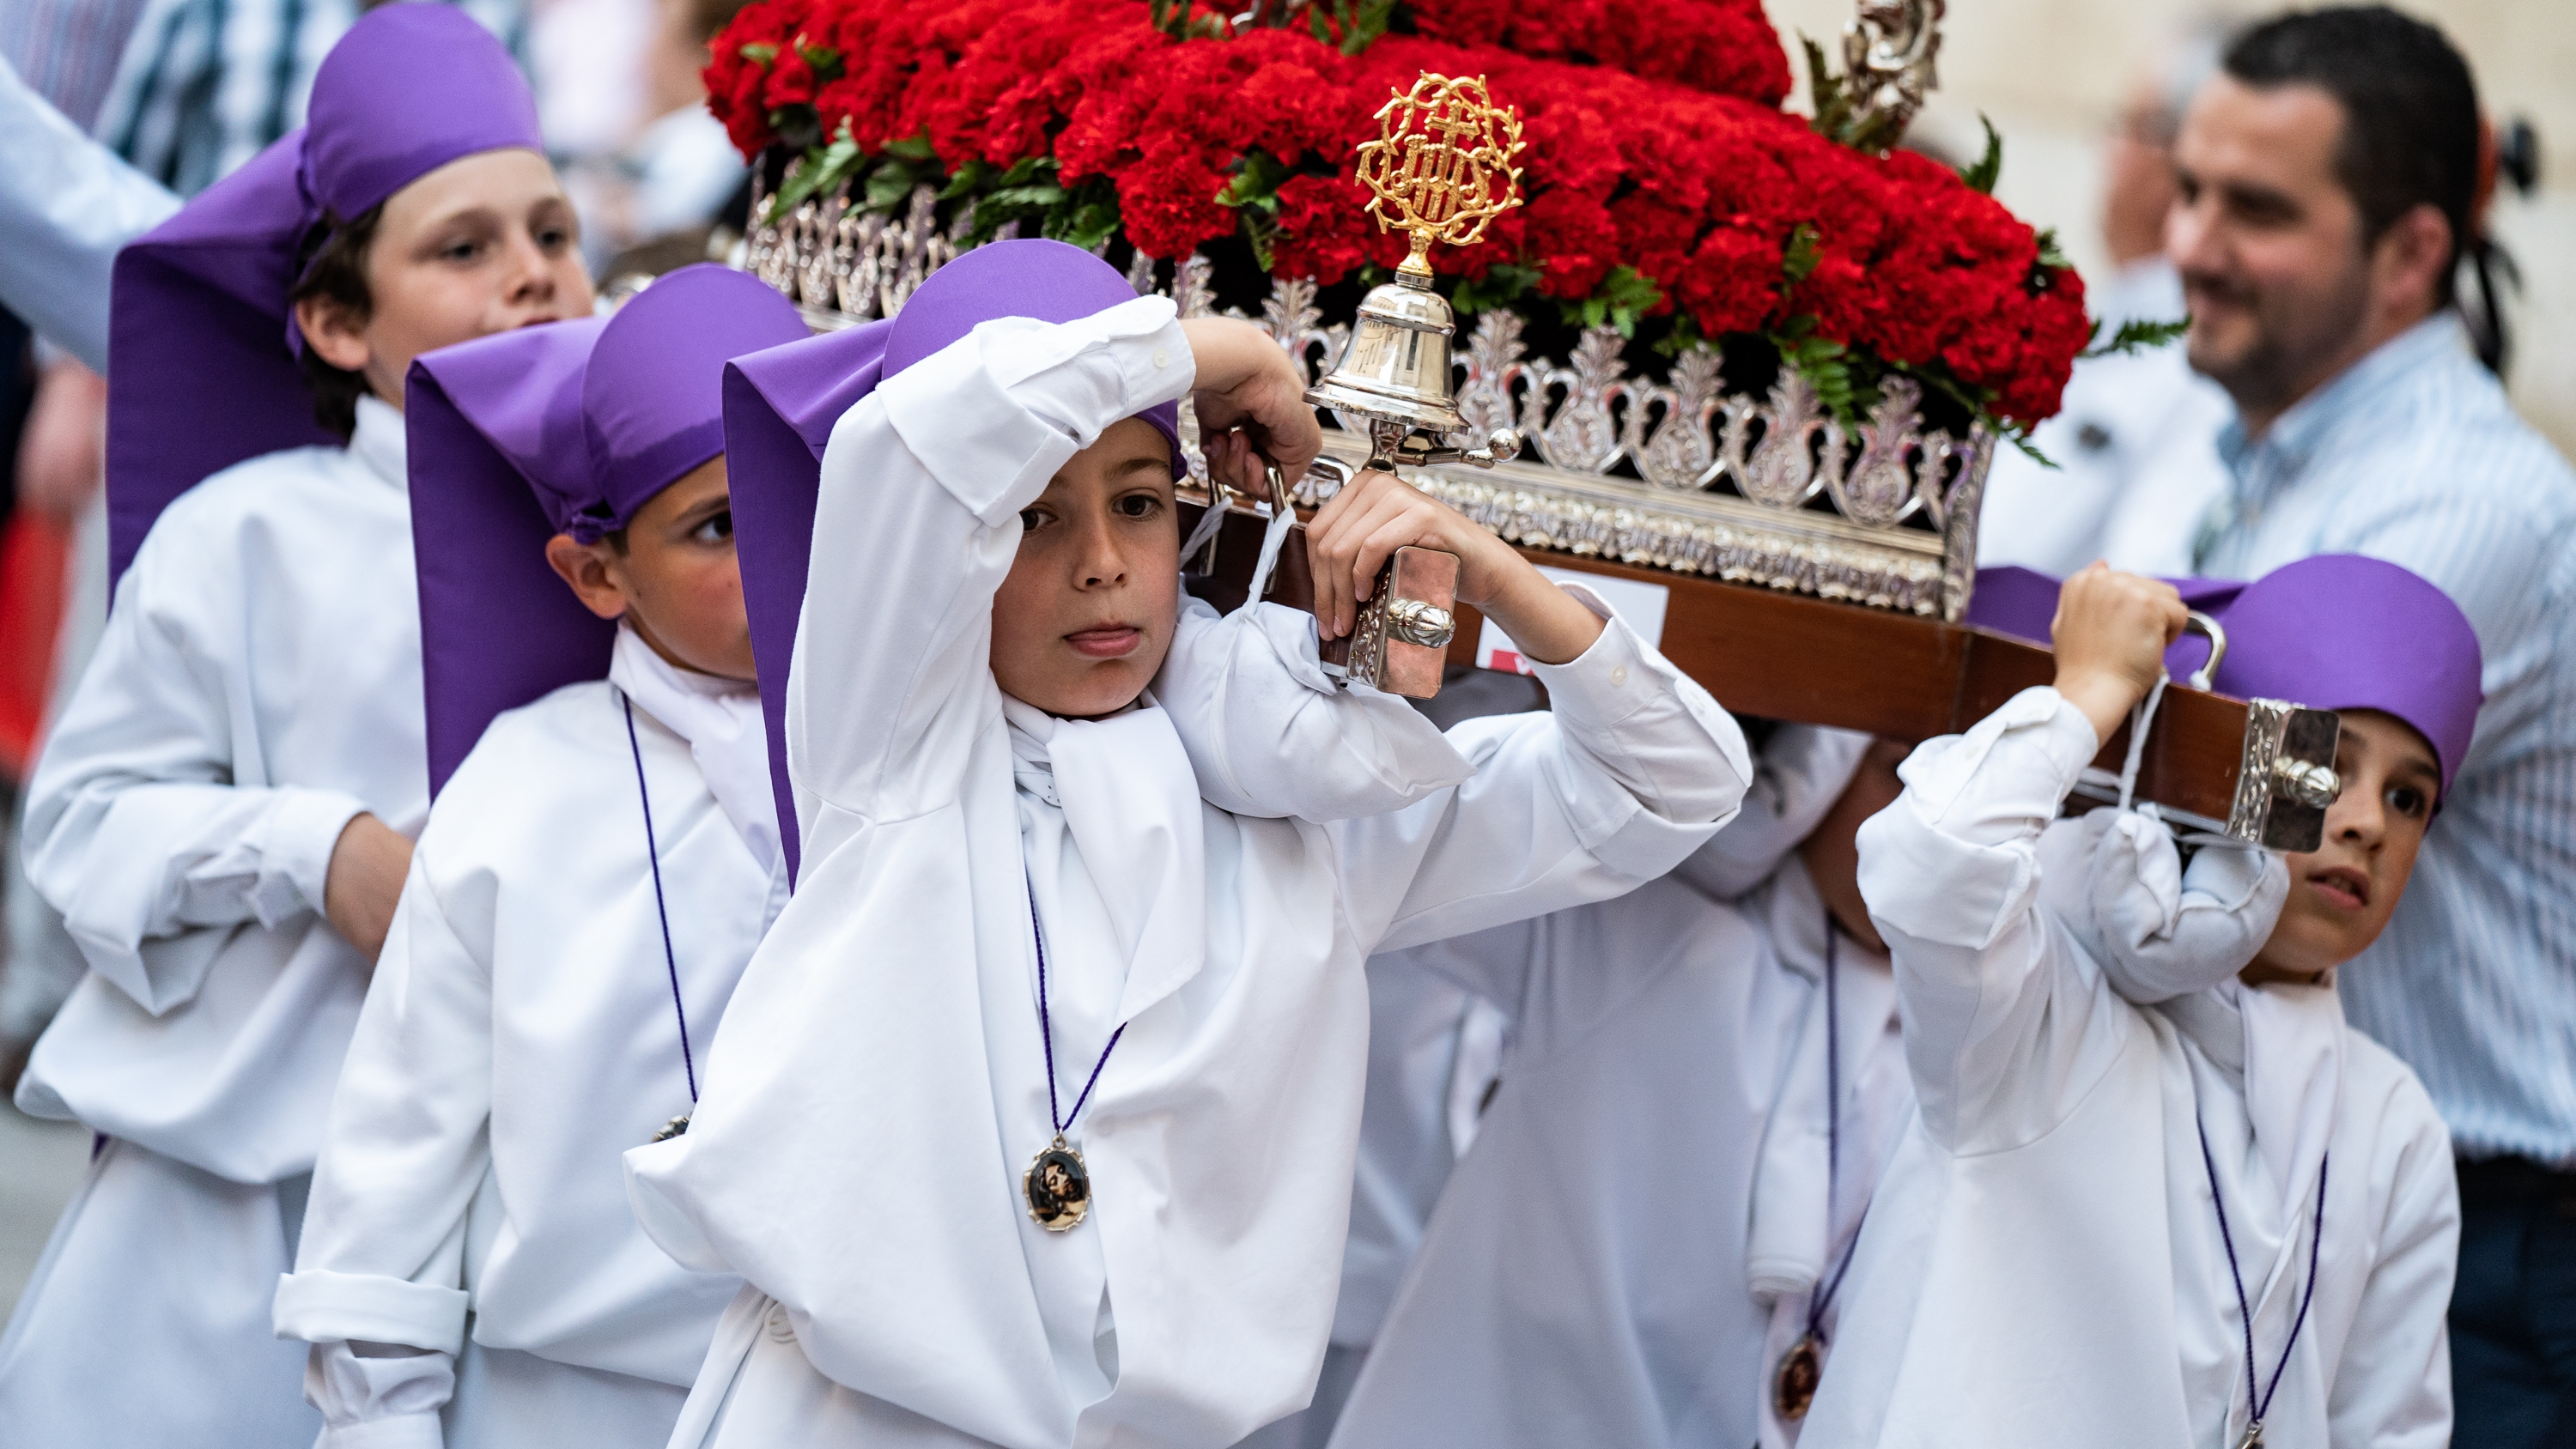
[2227,698,2342,852]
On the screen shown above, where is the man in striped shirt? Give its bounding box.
[84,0,523,198]
[2172,10,2576,1444]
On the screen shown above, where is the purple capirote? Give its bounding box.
[723,238,1185,881]
[2207,554,2483,800]
[406,265,809,796]
[105,3,543,582]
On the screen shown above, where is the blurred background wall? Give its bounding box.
[1763,0,2575,460]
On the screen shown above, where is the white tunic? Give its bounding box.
[0,396,424,1446]
[625,295,1750,1449]
[1809,687,2458,1449]
[1330,856,1907,1449]
[274,627,782,1449]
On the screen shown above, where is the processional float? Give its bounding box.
[728,0,2340,850]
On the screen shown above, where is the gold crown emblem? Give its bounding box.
[1352,73,1527,278]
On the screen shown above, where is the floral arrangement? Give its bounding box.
[704,0,2103,440]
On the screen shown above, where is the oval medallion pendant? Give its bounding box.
[650,1113,691,1143]
[1024,1136,1092,1232]
[1772,1334,1823,1422]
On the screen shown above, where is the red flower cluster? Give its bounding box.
[705,0,2087,425]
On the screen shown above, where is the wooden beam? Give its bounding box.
[1178,500,2254,828]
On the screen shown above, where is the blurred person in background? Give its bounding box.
[2172,10,2576,1445]
[1976,27,2233,579]
[556,0,751,277]
[0,50,177,1094]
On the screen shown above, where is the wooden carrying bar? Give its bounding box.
[1180,497,2307,842]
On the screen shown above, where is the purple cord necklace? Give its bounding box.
[1024,881,1125,1233]
[1773,922,1870,1424]
[2196,1114,2327,1449]
[623,694,701,1145]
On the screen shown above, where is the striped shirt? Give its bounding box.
[0,0,149,127]
[2196,312,2576,1165]
[88,0,525,197]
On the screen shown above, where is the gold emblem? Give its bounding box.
[1772,1334,1823,1422]
[1352,73,1527,279]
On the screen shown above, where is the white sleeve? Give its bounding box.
[23,559,369,1015]
[301,1342,454,1449]
[787,295,1189,855]
[0,56,179,371]
[1154,595,1471,822]
[1852,686,2131,1152]
[1370,917,1543,1022]
[1674,724,1870,899]
[2327,1101,2459,1449]
[1330,585,1749,954]
[273,846,482,1385]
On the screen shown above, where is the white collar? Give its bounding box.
[2161,977,2344,1229]
[349,394,407,490]
[999,690,1207,1026]
[609,623,779,883]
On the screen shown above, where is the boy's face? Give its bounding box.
[544,456,755,681]
[2248,709,2441,981]
[989,418,1180,718]
[300,147,593,409]
[1797,737,1911,957]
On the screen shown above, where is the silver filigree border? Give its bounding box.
[742,173,1995,621]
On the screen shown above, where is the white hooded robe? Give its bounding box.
[273,625,786,1449]
[2,395,424,1446]
[623,294,1752,1449]
[1808,687,2457,1449]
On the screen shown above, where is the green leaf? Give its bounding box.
[1800,35,1850,143]
[1042,179,1122,252]
[762,124,863,224]
[2033,227,2074,272]
[1215,149,1293,212]
[1650,313,1707,359]
[1959,115,2002,195]
[795,40,840,71]
[984,183,1067,209]
[2004,425,2057,469]
[938,157,994,201]
[1326,0,1394,55]
[997,155,1055,188]
[884,131,938,163]
[1452,262,1540,315]
[1779,223,1822,288]
[863,159,921,212]
[2081,313,2190,360]
[737,41,778,64]
[1567,264,1667,338]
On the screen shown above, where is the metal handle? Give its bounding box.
[1384,597,1457,649]
[2183,610,2227,692]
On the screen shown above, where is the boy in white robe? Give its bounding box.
[0,11,592,1443]
[621,237,1753,1449]
[1811,555,2476,1448]
[270,265,810,1449]
[1327,724,1913,1449]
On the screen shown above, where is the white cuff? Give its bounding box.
[1525,587,1661,731]
[319,1415,444,1449]
[276,1270,470,1354]
[1895,686,2097,843]
[270,790,374,922]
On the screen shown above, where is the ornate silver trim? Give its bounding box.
[742,173,1996,621]
[2227,698,2342,851]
